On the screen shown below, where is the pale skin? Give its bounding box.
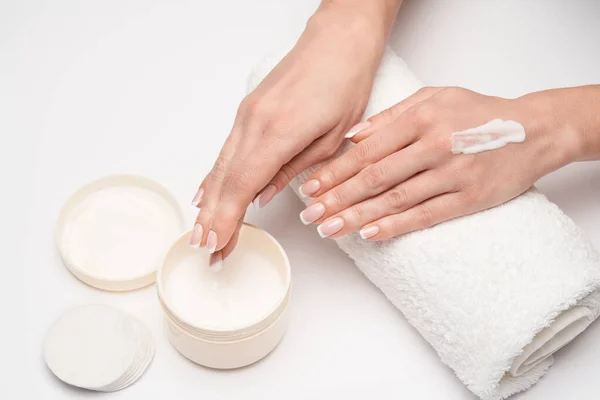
[299,85,600,240]
[191,0,600,256]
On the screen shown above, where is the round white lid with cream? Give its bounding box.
[160,224,291,332]
[56,175,184,290]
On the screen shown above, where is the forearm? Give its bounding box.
[558,85,600,162]
[299,0,401,76]
[314,0,403,37]
[514,85,600,178]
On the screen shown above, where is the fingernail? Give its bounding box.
[206,230,217,254]
[299,203,325,225]
[317,217,344,238]
[299,179,320,198]
[344,121,371,138]
[191,187,204,207]
[189,224,203,248]
[254,184,278,208]
[359,225,379,240]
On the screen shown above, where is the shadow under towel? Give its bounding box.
[247,47,600,400]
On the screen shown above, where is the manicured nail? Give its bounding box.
[299,180,320,198]
[253,184,278,208]
[359,225,379,240]
[317,217,344,238]
[191,187,204,207]
[206,230,217,254]
[189,224,203,247]
[299,203,325,225]
[344,121,371,138]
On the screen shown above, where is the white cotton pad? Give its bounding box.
[99,317,155,392]
[43,305,155,392]
[56,175,184,291]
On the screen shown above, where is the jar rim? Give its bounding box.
[156,223,292,338]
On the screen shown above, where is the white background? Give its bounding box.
[4,0,600,399]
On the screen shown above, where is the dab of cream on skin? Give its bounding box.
[451,119,526,155]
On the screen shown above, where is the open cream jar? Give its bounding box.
[157,223,291,369]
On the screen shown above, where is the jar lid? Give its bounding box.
[56,174,185,291]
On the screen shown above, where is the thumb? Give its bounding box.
[346,86,444,143]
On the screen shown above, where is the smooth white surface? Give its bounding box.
[5,0,599,399]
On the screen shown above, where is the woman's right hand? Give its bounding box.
[190,1,401,258]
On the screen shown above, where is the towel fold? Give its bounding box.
[247,47,600,400]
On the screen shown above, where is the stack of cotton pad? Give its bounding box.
[43,305,155,392]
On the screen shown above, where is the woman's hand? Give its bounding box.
[190,1,402,258]
[298,86,587,240]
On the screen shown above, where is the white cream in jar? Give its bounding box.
[157,224,291,369]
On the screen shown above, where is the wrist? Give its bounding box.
[521,86,600,164]
[511,91,580,177]
[563,85,600,162]
[308,0,398,47]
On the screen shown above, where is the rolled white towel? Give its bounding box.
[247,47,600,400]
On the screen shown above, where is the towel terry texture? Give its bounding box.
[247,47,600,400]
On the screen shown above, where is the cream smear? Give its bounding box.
[164,244,285,331]
[61,186,182,281]
[451,119,526,155]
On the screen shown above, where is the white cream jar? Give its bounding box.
[157,223,291,369]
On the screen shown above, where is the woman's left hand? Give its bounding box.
[297,86,577,240]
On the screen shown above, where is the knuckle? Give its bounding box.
[416,86,436,97]
[215,201,244,223]
[438,86,464,101]
[415,205,435,228]
[467,182,487,203]
[386,187,409,210]
[212,213,241,232]
[242,96,272,121]
[224,167,254,194]
[440,163,463,190]
[323,189,344,209]
[208,158,228,184]
[454,153,476,174]
[213,156,227,175]
[362,164,386,190]
[279,163,299,185]
[347,204,365,222]
[194,210,207,225]
[320,142,339,159]
[319,167,338,189]
[388,218,405,235]
[353,140,376,164]
[376,106,396,123]
[455,157,483,191]
[419,136,450,166]
[412,103,436,127]
[264,116,288,138]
